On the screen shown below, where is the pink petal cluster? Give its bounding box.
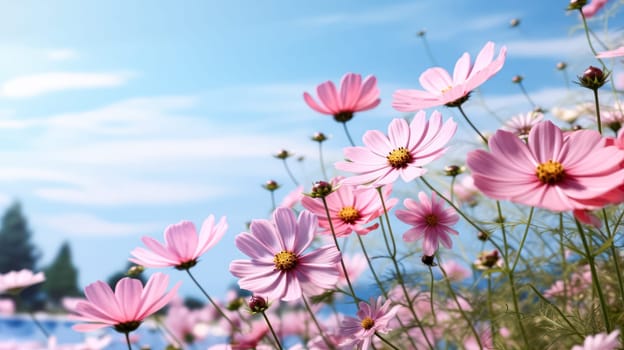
[229,207,341,301]
[301,177,397,236]
[335,110,457,187]
[395,192,459,256]
[582,0,609,18]
[72,272,180,332]
[501,111,544,138]
[0,269,45,294]
[596,45,624,58]
[129,215,227,269]
[340,297,401,350]
[571,330,620,350]
[303,72,380,122]
[393,42,506,111]
[467,121,624,211]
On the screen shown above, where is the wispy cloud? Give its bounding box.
[45,49,79,61]
[294,2,427,27]
[0,71,134,98]
[38,213,161,236]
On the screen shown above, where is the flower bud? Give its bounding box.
[509,18,520,28]
[444,165,462,177]
[567,0,588,11]
[274,149,292,160]
[127,265,144,277]
[263,180,280,192]
[577,66,609,90]
[421,255,436,266]
[309,181,333,198]
[416,29,426,37]
[312,132,328,142]
[556,62,567,70]
[477,231,489,241]
[512,75,523,84]
[248,295,269,313]
[226,297,244,311]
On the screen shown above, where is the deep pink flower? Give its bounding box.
[229,207,341,301]
[0,269,45,294]
[395,192,459,255]
[340,297,401,350]
[303,72,380,123]
[572,330,620,350]
[129,215,227,269]
[301,177,397,236]
[335,110,457,187]
[596,46,624,58]
[467,121,624,211]
[72,272,180,333]
[393,42,506,111]
[583,0,609,18]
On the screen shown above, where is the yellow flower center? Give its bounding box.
[338,206,360,224]
[441,85,452,94]
[387,147,413,169]
[425,214,438,226]
[273,251,297,271]
[361,316,375,330]
[536,160,565,184]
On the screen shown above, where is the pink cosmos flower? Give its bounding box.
[440,260,471,282]
[335,110,457,187]
[582,0,609,18]
[466,121,624,211]
[280,185,304,208]
[573,209,602,228]
[340,297,401,350]
[0,299,14,315]
[452,175,480,207]
[301,177,397,236]
[229,207,341,301]
[395,192,459,256]
[392,42,507,111]
[0,269,45,294]
[571,330,620,350]
[303,72,380,123]
[501,111,544,138]
[596,46,624,58]
[129,215,227,270]
[72,272,180,333]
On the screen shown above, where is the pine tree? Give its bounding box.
[42,242,81,305]
[0,202,39,273]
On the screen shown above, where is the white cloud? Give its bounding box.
[505,35,593,59]
[38,213,161,236]
[45,49,79,61]
[294,2,427,27]
[0,72,134,98]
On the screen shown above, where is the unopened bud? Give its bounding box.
[567,0,588,11]
[556,62,567,70]
[274,149,292,160]
[127,265,144,277]
[312,132,328,142]
[421,255,436,266]
[263,180,280,192]
[248,295,269,313]
[416,29,426,37]
[477,231,489,241]
[444,165,462,177]
[577,66,609,90]
[226,297,244,311]
[512,75,523,84]
[309,181,333,198]
[509,18,520,27]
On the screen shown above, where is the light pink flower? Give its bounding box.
[280,185,304,208]
[452,175,479,206]
[596,46,624,58]
[396,192,459,256]
[72,272,180,333]
[501,111,544,138]
[0,269,45,294]
[440,260,471,282]
[229,207,341,301]
[303,72,380,123]
[583,0,610,18]
[129,215,227,269]
[301,177,397,236]
[338,254,368,288]
[393,42,506,111]
[467,121,624,211]
[571,330,620,350]
[335,110,457,187]
[0,299,14,315]
[340,297,401,350]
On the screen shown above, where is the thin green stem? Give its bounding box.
[261,311,284,350]
[342,121,356,147]
[579,10,606,69]
[449,176,456,204]
[603,208,624,305]
[282,159,299,186]
[28,310,49,339]
[375,332,401,350]
[428,266,437,322]
[321,196,359,302]
[303,296,335,350]
[185,269,236,331]
[517,81,537,109]
[510,207,534,273]
[457,104,488,145]
[528,284,584,340]
[593,88,603,135]
[318,142,329,181]
[559,213,568,312]
[125,332,133,350]
[487,277,495,346]
[270,191,276,212]
[438,256,482,349]
[575,219,612,331]
[356,234,388,298]
[419,34,438,66]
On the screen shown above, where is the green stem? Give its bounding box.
[517,81,537,109]
[603,208,624,305]
[559,213,568,312]
[575,219,612,331]
[428,266,437,322]
[457,104,488,145]
[356,234,388,298]
[375,332,401,350]
[28,310,49,339]
[303,296,335,350]
[261,311,284,350]
[487,277,495,346]
[318,142,329,181]
[510,207,534,273]
[593,88,603,135]
[185,269,236,331]
[282,159,299,186]
[342,121,356,147]
[125,332,133,350]
[438,256,482,349]
[579,10,606,69]
[528,284,584,340]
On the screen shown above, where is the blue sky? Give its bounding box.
[0,1,621,299]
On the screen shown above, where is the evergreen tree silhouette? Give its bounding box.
[43,241,81,305]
